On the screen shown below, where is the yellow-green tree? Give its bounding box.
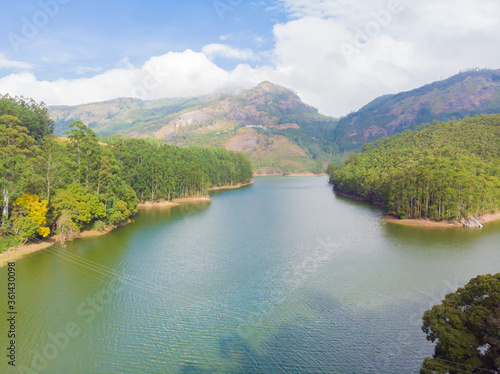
[11,193,50,243]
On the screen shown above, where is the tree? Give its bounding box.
[0,94,54,141]
[11,193,50,244]
[51,185,106,228]
[421,273,500,373]
[56,210,79,245]
[108,200,131,225]
[65,121,101,190]
[0,115,40,226]
[38,134,67,201]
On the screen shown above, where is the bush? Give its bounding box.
[93,220,107,231]
[0,235,21,253]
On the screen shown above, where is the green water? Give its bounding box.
[1,177,499,373]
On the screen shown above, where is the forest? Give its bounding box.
[0,94,253,250]
[328,114,500,221]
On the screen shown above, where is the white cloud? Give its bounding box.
[254,36,266,46]
[0,54,33,70]
[117,57,134,69]
[259,0,500,115]
[0,50,258,105]
[1,0,500,116]
[219,34,232,42]
[73,66,103,75]
[277,0,378,22]
[202,43,256,61]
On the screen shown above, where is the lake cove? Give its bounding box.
[1,177,499,373]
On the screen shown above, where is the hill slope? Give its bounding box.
[334,69,500,151]
[50,70,500,174]
[50,82,339,175]
[50,96,212,137]
[328,114,500,222]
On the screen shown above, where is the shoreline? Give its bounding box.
[208,180,254,191]
[137,196,211,209]
[335,191,385,206]
[254,173,326,177]
[0,226,116,268]
[138,181,255,207]
[335,189,500,228]
[382,212,500,228]
[1,181,253,266]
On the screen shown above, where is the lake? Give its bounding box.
[2,176,500,373]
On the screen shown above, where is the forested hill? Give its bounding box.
[334,69,500,152]
[0,95,252,250]
[49,71,500,173]
[328,114,500,222]
[50,82,339,175]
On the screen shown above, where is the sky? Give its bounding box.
[0,0,499,117]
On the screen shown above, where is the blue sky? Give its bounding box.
[0,0,284,79]
[1,0,499,116]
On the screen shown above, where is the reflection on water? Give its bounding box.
[1,177,499,373]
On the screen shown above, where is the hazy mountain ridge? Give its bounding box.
[50,96,215,137]
[50,82,339,174]
[334,69,500,151]
[49,70,500,174]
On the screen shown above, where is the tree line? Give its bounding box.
[105,135,253,202]
[328,114,500,221]
[0,95,252,250]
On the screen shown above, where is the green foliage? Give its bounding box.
[0,94,54,141]
[108,200,130,225]
[1,95,253,247]
[0,115,41,226]
[12,217,38,245]
[92,220,107,231]
[37,134,68,201]
[421,273,500,373]
[328,114,500,221]
[56,210,79,244]
[65,120,101,190]
[0,235,20,253]
[51,184,106,228]
[107,136,253,201]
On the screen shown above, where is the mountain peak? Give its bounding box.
[255,81,282,91]
[48,81,337,174]
[334,68,500,151]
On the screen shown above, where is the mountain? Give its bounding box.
[50,70,500,174]
[334,69,500,152]
[50,96,212,137]
[50,82,339,175]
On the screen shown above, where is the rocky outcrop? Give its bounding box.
[460,216,483,228]
[169,110,210,128]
